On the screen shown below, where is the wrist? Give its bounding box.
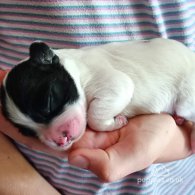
[155,121,192,163]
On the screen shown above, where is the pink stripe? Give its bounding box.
[1,37,77,48]
[4,19,194,33]
[0,47,26,59]
[1,10,195,27]
[2,20,195,35]
[35,165,150,194]
[1,14,195,29]
[15,147,70,168]
[0,33,182,47]
[1,13,154,22]
[0,29,137,37]
[9,0,140,3]
[0,42,28,53]
[20,146,188,194]
[0,55,19,64]
[36,168,100,190]
[1,26,191,39]
[1,27,154,39]
[0,64,11,69]
[0,35,149,46]
[0,7,145,13]
[2,5,193,14]
[38,169,154,194]
[18,147,150,188]
[4,0,135,5]
[1,34,194,51]
[3,6,189,15]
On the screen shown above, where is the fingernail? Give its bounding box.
[69,156,89,169]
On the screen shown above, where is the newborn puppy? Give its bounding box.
[1,38,195,151]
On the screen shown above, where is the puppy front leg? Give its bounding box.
[87,73,134,131]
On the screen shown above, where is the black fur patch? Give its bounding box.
[2,42,79,126]
[0,85,8,118]
[17,125,37,137]
[1,85,37,137]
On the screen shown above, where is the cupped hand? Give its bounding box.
[0,112,192,182]
[68,114,192,182]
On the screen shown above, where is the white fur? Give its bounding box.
[2,73,44,133]
[54,38,195,131]
[4,92,43,132]
[4,38,195,150]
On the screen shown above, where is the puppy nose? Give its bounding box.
[62,130,73,140]
[55,140,65,147]
[53,131,72,147]
[53,138,66,147]
[62,131,67,137]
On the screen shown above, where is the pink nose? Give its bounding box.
[43,118,81,147]
[52,131,72,147]
[54,140,65,147]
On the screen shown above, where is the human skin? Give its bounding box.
[0,132,60,195]
[0,112,192,183]
[69,114,192,182]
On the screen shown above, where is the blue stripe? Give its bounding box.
[39,170,151,194]
[0,17,195,29]
[15,142,69,163]
[0,51,21,61]
[1,9,195,19]
[18,144,194,194]
[0,59,15,67]
[162,158,195,194]
[187,182,195,195]
[0,11,147,18]
[166,157,195,176]
[0,31,194,44]
[0,45,27,56]
[1,24,195,38]
[1,3,191,10]
[2,18,195,30]
[40,171,101,194]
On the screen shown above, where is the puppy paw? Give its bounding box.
[88,115,128,131]
[114,115,128,129]
[191,126,195,154]
[173,115,185,125]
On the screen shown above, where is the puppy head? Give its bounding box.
[1,42,86,150]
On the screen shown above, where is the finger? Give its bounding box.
[71,129,119,150]
[68,138,152,182]
[190,125,195,153]
[68,115,175,182]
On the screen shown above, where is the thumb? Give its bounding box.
[68,141,151,182]
[68,148,113,182]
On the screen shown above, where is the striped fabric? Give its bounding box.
[0,0,195,194]
[17,143,195,195]
[1,0,195,69]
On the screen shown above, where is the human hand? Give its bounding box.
[0,112,192,182]
[68,114,192,182]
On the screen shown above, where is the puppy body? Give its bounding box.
[2,38,195,150]
[55,38,195,128]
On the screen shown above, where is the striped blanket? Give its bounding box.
[0,1,195,194]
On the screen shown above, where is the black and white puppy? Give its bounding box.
[1,38,195,151]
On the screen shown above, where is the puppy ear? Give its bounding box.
[18,126,37,137]
[0,85,7,116]
[29,42,59,65]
